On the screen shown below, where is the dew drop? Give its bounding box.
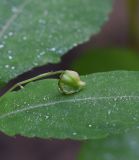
[24,102,27,105]
[12,6,18,13]
[43,97,46,100]
[133,117,137,121]
[108,110,111,115]
[40,51,45,56]
[114,97,117,102]
[8,32,14,36]
[23,36,27,40]
[48,48,56,52]
[45,115,49,119]
[88,124,92,128]
[11,66,15,70]
[5,65,9,68]
[8,55,13,60]
[0,44,4,49]
[33,62,38,66]
[72,132,77,136]
[73,43,77,47]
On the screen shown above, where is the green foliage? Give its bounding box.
[71,48,139,74]
[0,71,139,139]
[0,0,112,83]
[0,81,6,89]
[1,0,139,159]
[78,131,139,160]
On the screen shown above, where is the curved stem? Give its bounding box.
[5,70,64,95]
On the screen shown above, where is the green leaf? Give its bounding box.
[0,81,5,89]
[78,132,139,160]
[71,48,139,74]
[1,71,139,139]
[0,0,112,83]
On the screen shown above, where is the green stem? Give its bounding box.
[127,0,139,49]
[5,70,64,95]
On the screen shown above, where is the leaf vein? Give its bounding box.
[0,95,139,120]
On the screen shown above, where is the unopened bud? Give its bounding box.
[58,70,86,95]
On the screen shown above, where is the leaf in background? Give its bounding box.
[0,0,112,83]
[0,81,5,89]
[78,131,139,160]
[0,71,139,139]
[71,48,139,74]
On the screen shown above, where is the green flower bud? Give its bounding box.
[58,70,86,95]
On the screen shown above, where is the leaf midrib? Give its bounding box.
[0,95,139,120]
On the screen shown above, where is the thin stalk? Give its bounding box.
[127,0,139,49]
[5,70,64,96]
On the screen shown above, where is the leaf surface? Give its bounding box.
[1,71,139,139]
[0,0,112,83]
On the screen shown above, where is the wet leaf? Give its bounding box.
[1,71,139,139]
[0,0,112,83]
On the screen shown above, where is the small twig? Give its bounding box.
[4,70,64,96]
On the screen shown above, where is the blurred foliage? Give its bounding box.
[77,131,139,160]
[0,81,6,89]
[71,48,139,74]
